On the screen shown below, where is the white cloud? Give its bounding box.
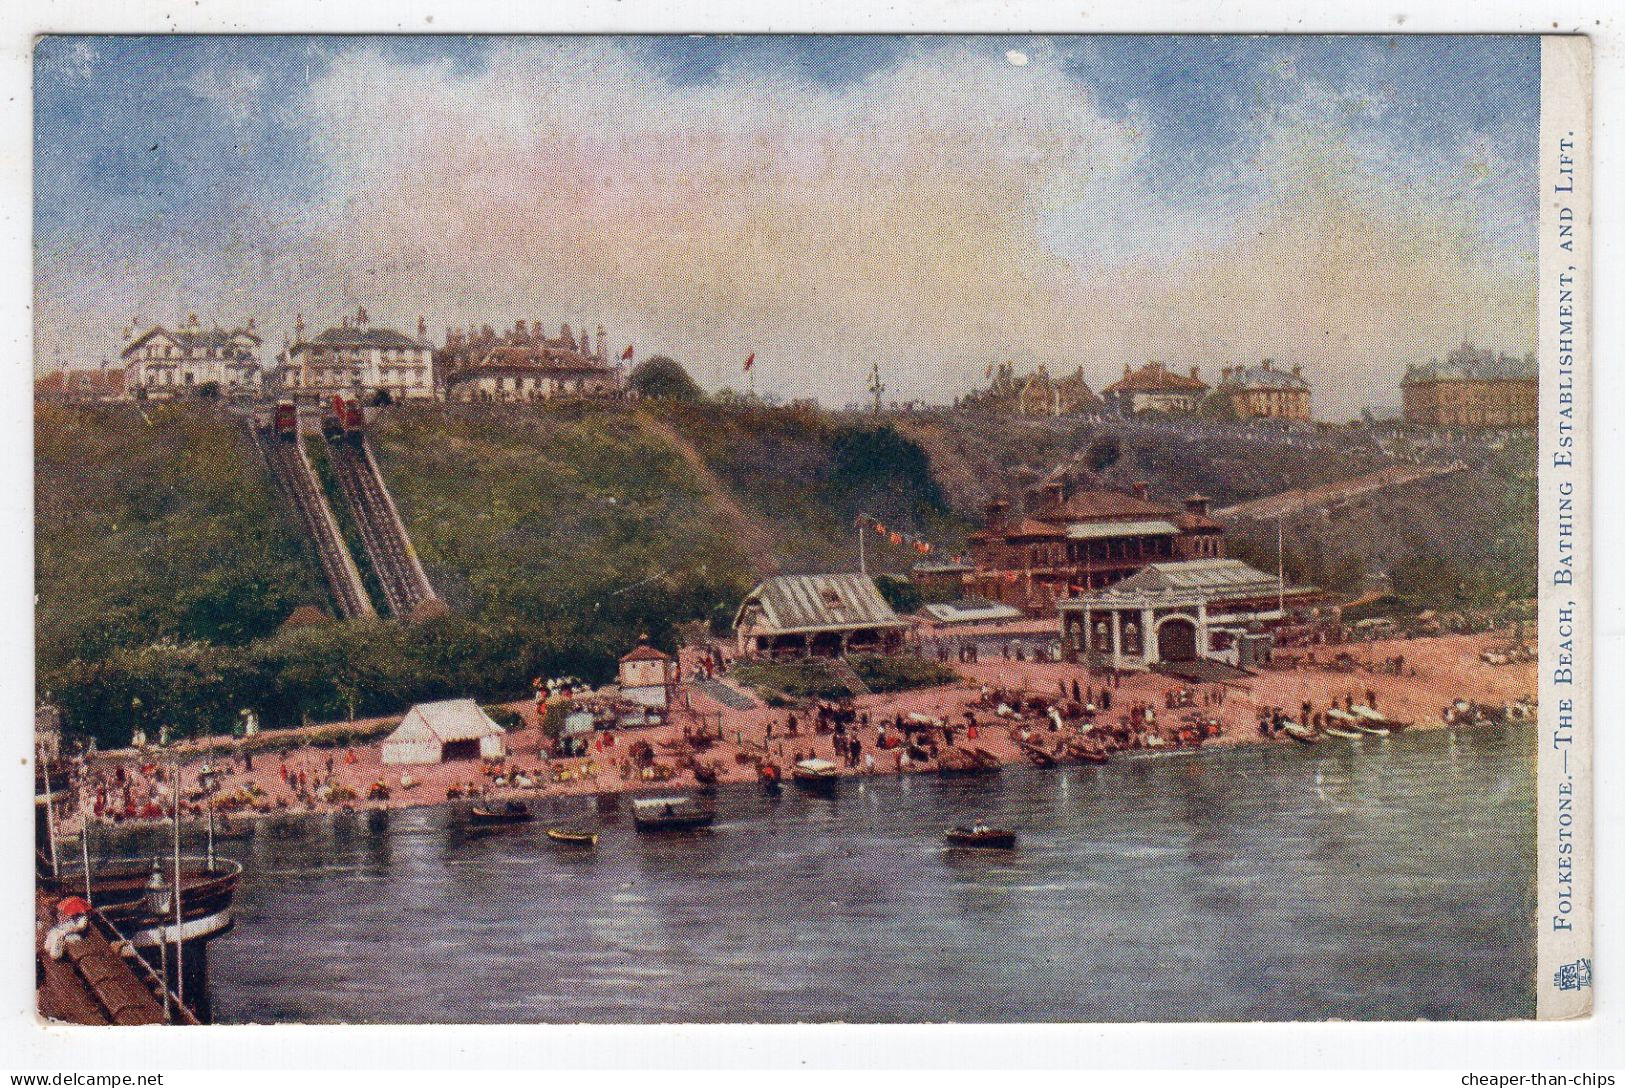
[186,65,268,127]
[39,38,1536,420]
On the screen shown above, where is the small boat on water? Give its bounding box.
[945,824,1017,850]
[40,856,242,949]
[545,827,598,847]
[469,800,532,826]
[791,758,840,791]
[631,795,716,832]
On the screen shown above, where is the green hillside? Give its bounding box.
[35,398,1535,746]
[36,402,324,669]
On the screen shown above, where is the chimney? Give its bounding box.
[1039,480,1065,511]
[1133,482,1149,501]
[1261,358,1273,371]
[1123,363,1132,378]
[1184,494,1210,517]
[1189,366,1200,380]
[294,314,305,340]
[418,316,428,340]
[1291,363,1302,379]
[245,317,255,331]
[356,306,369,329]
[514,319,527,338]
[984,499,1010,533]
[596,324,607,361]
[187,313,199,329]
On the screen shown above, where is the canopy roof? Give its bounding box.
[1065,519,1179,540]
[386,698,504,745]
[919,599,1025,625]
[1113,558,1282,598]
[734,573,908,635]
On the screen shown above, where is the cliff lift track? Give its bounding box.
[322,434,438,617]
[248,418,376,620]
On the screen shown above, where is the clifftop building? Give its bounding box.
[121,315,263,397]
[277,308,436,401]
[35,368,126,401]
[439,320,622,403]
[1214,359,1312,421]
[1101,362,1209,416]
[1400,341,1536,428]
[964,363,1103,417]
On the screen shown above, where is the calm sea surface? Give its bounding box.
[100,723,1535,1022]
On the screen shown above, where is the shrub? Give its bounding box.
[848,654,960,693]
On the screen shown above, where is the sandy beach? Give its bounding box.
[70,630,1536,832]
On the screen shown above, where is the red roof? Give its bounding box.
[620,643,670,663]
[1002,517,1068,539]
[1037,488,1177,524]
[1178,512,1223,532]
[1101,362,1209,396]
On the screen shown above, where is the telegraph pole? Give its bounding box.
[868,361,886,415]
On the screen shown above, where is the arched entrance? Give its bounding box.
[1156,617,1198,662]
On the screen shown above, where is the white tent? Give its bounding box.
[381,698,508,765]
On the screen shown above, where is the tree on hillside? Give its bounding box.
[630,356,703,401]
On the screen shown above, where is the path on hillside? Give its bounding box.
[634,408,781,577]
[1215,461,1467,521]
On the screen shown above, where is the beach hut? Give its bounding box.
[381,698,508,765]
[618,636,675,709]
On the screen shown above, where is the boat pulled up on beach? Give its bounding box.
[791,758,839,791]
[631,795,716,832]
[1281,722,1321,745]
[945,824,1017,850]
[1351,705,1408,731]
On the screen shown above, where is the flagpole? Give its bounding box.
[858,521,868,578]
[1276,513,1285,616]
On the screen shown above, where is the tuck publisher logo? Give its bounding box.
[1553,958,1592,992]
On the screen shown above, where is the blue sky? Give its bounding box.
[34,34,1541,415]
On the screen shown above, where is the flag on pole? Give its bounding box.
[743,353,756,372]
[620,345,634,361]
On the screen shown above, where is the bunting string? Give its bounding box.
[853,513,933,555]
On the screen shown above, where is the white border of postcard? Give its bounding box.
[3,0,1620,1073]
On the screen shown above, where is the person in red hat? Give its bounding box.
[44,896,90,959]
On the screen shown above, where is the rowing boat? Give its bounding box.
[945,825,1017,849]
[1281,722,1320,745]
[631,795,715,832]
[545,827,598,847]
[469,801,532,825]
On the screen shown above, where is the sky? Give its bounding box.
[34,34,1541,419]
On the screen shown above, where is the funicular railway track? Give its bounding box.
[249,412,376,620]
[323,430,438,617]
